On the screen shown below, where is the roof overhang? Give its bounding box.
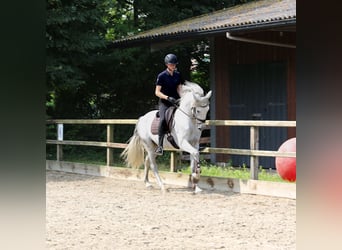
[109,0,296,49]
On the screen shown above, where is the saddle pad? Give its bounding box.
[151,107,176,135]
[151,117,160,135]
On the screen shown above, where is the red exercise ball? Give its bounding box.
[275,137,296,182]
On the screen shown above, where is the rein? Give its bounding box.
[173,103,207,125]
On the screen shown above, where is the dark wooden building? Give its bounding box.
[111,0,296,168]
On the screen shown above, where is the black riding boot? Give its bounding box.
[155,119,166,155]
[155,133,165,155]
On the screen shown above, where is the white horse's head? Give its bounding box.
[179,81,212,124]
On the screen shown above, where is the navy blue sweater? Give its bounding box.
[155,69,184,105]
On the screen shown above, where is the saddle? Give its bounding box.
[151,106,179,149]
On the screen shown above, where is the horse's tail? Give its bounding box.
[120,126,145,168]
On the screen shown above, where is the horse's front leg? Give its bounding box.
[178,139,199,162]
[178,140,202,192]
[190,150,201,178]
[190,153,202,193]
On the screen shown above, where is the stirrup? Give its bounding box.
[155,146,163,155]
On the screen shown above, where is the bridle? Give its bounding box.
[173,102,208,129]
[191,106,207,123]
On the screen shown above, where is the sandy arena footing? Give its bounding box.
[46,170,296,250]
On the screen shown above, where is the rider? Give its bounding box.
[154,53,184,155]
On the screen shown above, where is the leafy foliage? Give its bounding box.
[46,0,110,119]
[46,0,256,130]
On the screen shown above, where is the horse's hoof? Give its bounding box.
[191,173,200,179]
[194,185,203,193]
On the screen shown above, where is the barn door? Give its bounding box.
[229,62,287,169]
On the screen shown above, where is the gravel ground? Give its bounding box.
[46,170,296,250]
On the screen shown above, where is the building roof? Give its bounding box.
[111,0,296,48]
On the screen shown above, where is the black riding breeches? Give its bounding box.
[158,102,170,135]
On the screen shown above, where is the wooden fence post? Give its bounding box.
[170,152,176,172]
[250,126,259,180]
[57,124,63,161]
[107,125,114,166]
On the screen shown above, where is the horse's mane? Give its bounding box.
[180,81,204,97]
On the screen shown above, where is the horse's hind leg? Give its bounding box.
[147,152,165,193]
[144,155,153,188]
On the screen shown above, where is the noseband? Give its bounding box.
[191,106,207,123]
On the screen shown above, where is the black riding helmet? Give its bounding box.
[164,54,178,64]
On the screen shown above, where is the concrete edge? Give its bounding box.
[46,160,296,199]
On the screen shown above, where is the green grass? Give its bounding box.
[178,164,287,182]
[46,147,289,183]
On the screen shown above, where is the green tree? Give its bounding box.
[46,0,110,118]
[46,0,255,119]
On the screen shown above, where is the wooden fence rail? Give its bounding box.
[46,119,296,180]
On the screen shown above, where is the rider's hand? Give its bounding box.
[167,96,177,105]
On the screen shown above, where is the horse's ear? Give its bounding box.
[205,90,212,99]
[193,92,200,102]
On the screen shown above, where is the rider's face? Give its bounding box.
[166,63,177,71]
